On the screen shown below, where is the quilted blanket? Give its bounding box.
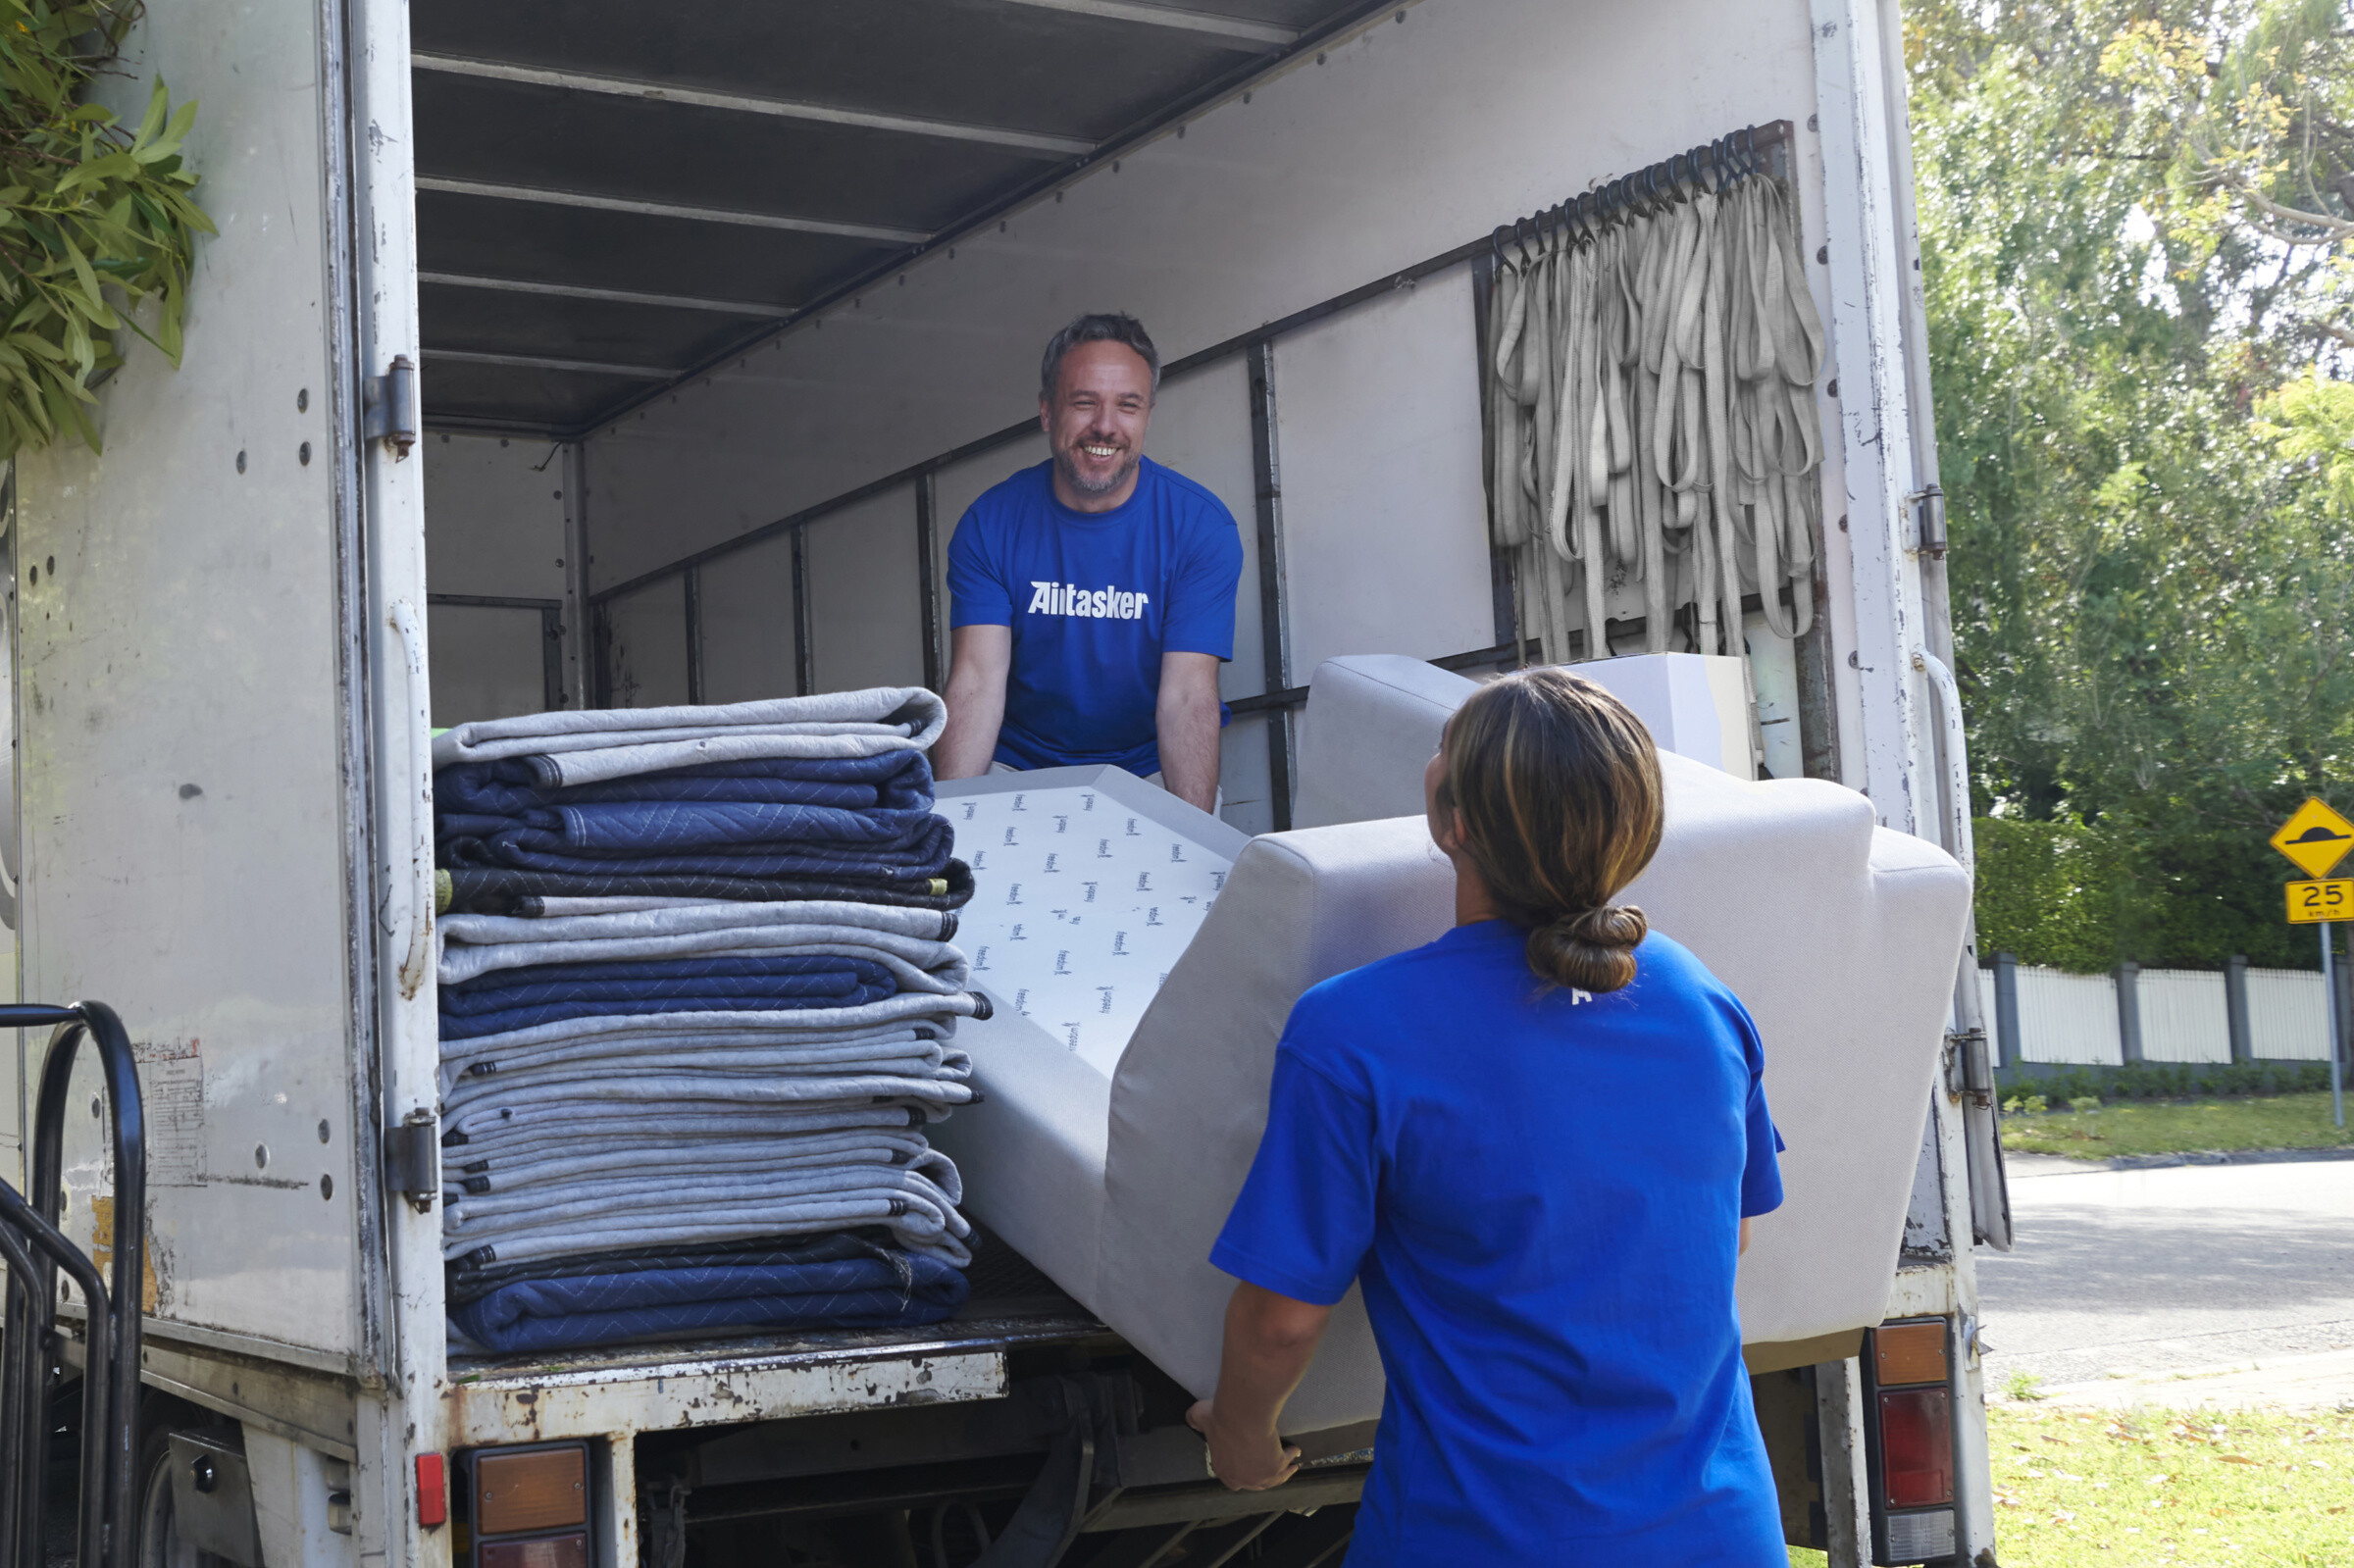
[440,812,955,882]
[437,903,967,985]
[439,861,975,916]
[436,957,903,1040]
[436,750,935,819]
[447,1230,969,1355]
[440,1102,946,1168]
[432,688,947,784]
[442,1149,973,1267]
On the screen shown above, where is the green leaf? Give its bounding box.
[133,76,167,145]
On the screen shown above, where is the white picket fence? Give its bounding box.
[1982,963,2333,1066]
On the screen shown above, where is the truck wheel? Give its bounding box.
[134,1426,232,1568]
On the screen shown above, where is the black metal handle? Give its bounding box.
[0,1000,145,1568]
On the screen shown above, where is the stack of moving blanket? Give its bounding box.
[430,688,988,1354]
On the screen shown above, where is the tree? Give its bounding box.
[1910,0,2354,969]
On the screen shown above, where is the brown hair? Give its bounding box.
[1432,667,1664,992]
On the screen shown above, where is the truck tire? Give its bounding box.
[133,1422,235,1568]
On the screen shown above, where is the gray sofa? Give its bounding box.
[935,658,1971,1437]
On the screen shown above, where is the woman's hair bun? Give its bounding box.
[1525,904,1648,993]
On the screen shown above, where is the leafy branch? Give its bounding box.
[0,0,213,458]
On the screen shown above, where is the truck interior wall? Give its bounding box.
[802,486,925,694]
[697,531,800,706]
[422,433,578,726]
[563,0,1868,800]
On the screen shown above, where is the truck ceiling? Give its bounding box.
[410,0,1394,437]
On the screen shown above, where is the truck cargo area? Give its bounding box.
[3,0,2002,1563]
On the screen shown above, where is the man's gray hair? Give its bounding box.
[1040,312,1160,403]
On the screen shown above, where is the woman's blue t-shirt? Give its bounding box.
[946,457,1244,777]
[1210,923,1787,1566]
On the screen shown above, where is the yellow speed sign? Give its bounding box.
[2287,878,2354,925]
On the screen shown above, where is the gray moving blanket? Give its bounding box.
[443,1148,973,1268]
[432,689,947,784]
[438,902,966,985]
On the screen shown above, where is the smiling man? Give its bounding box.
[934,313,1244,813]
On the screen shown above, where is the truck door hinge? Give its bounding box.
[384,1108,438,1212]
[362,355,419,461]
[1909,484,1947,558]
[1946,1026,1992,1106]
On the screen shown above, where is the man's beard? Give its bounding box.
[1055,441,1141,498]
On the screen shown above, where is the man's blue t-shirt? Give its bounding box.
[947,458,1244,776]
[1211,924,1787,1567]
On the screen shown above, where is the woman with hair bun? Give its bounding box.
[1188,666,1787,1564]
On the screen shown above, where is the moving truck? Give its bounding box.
[0,1,2012,1564]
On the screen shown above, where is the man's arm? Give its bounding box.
[1155,651,1222,812]
[934,625,1012,780]
[1185,1283,1332,1492]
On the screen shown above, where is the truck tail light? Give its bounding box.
[416,1453,447,1528]
[1873,1321,1948,1389]
[1877,1388,1954,1509]
[474,1443,588,1536]
[479,1535,588,1568]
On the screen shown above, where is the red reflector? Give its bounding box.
[415,1453,447,1529]
[1878,1388,1954,1509]
[481,1534,588,1568]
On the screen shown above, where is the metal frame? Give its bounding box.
[427,593,568,712]
[1245,340,1294,831]
[915,474,945,694]
[0,1002,145,1568]
[568,1,1409,437]
[410,53,1096,158]
[589,123,1804,827]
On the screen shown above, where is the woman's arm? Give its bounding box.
[1185,1283,1333,1491]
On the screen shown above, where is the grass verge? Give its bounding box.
[2000,1091,2353,1159]
[1789,1403,2354,1565]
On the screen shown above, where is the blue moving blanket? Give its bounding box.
[437,754,940,860]
[440,861,974,916]
[437,955,899,1039]
[447,1231,969,1354]
[440,813,954,882]
[437,753,932,816]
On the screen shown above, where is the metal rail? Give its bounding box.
[0,1002,145,1568]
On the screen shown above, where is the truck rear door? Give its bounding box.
[14,0,433,1392]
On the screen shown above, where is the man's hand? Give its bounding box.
[1186,1399,1301,1492]
[934,625,1012,780]
[1155,650,1223,813]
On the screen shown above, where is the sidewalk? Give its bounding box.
[2001,1346,2354,1411]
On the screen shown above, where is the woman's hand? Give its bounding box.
[1186,1399,1303,1492]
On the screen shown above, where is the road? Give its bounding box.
[1975,1155,2354,1405]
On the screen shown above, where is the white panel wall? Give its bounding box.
[2247,968,2332,1061]
[1275,271,1495,674]
[2013,966,2123,1066]
[699,531,797,704]
[604,578,689,709]
[575,0,1855,766]
[425,433,571,597]
[427,603,544,728]
[2136,968,2230,1064]
[425,432,582,714]
[806,488,925,695]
